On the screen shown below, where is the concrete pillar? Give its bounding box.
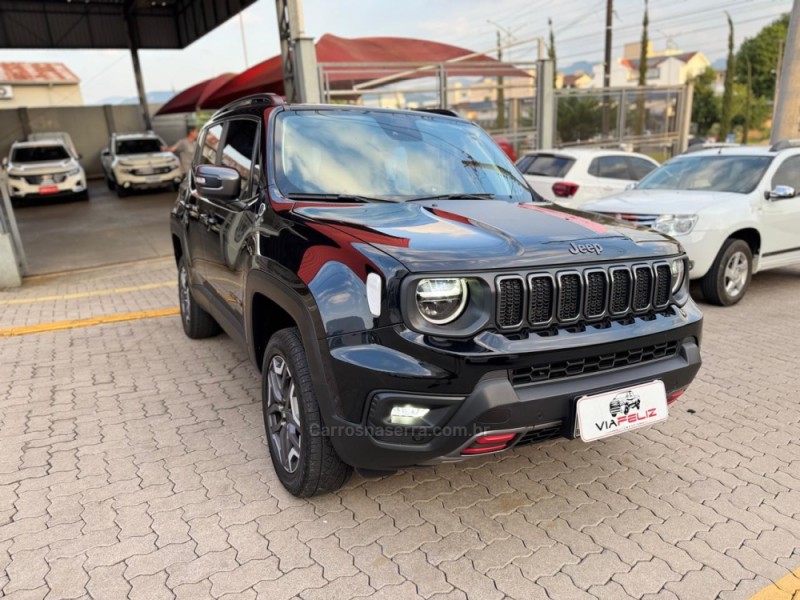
[536,59,555,149]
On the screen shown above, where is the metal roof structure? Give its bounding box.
[0,0,258,49]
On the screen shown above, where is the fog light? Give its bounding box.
[390,405,430,419]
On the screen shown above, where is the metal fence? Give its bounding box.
[319,61,692,159]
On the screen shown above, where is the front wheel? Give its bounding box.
[701,239,753,306]
[262,327,351,497]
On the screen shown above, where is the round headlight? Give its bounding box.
[670,258,685,293]
[415,278,468,325]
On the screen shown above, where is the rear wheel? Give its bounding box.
[177,257,221,339]
[262,327,351,497]
[701,238,753,306]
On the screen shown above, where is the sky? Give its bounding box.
[0,0,792,104]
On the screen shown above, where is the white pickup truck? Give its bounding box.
[101,132,182,197]
[583,143,800,306]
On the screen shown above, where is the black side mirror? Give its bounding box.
[195,164,241,202]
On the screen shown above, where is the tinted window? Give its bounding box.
[220,119,259,198]
[275,111,532,202]
[591,156,632,180]
[771,156,800,191]
[199,124,223,166]
[116,139,162,154]
[638,155,773,194]
[627,157,657,180]
[522,154,574,177]
[12,145,69,162]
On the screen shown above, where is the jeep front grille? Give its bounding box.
[497,277,524,328]
[510,340,680,386]
[496,261,673,330]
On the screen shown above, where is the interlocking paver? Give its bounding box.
[2,257,800,599]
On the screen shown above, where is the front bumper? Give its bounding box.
[7,175,86,199]
[115,167,182,190]
[323,304,703,470]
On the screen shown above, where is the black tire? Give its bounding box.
[177,257,221,339]
[77,189,89,201]
[262,327,351,497]
[106,174,116,191]
[116,186,127,198]
[701,238,753,306]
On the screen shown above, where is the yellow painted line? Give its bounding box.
[750,567,800,600]
[0,281,175,305]
[22,255,174,281]
[0,307,180,337]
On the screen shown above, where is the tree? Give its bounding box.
[635,0,649,136]
[691,66,719,135]
[548,18,557,86]
[735,14,789,100]
[638,0,649,86]
[719,13,735,140]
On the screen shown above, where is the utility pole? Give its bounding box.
[124,7,152,130]
[487,21,523,131]
[771,0,799,144]
[743,58,751,145]
[602,0,614,137]
[497,30,505,129]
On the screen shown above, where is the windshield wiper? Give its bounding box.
[405,193,496,201]
[286,193,396,203]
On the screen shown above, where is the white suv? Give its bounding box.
[516,148,658,207]
[101,132,182,198]
[582,144,800,305]
[3,140,87,202]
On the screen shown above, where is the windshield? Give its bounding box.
[12,145,70,163]
[636,155,773,194]
[116,139,163,155]
[274,110,533,202]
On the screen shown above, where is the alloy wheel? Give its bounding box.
[266,355,302,473]
[723,250,748,298]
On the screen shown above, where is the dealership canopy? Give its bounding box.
[0,0,257,49]
[165,34,533,112]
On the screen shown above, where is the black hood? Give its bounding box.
[293,200,682,272]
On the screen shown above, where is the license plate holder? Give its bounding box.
[575,380,668,442]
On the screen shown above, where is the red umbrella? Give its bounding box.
[155,72,235,115]
[201,34,532,109]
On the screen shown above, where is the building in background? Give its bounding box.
[0,62,82,108]
[590,42,710,88]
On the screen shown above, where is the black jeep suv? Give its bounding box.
[170,94,702,497]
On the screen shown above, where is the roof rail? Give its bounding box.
[412,107,461,118]
[212,93,285,118]
[769,138,800,152]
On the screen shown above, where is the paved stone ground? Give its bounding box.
[1,257,800,599]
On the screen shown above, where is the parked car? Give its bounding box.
[3,139,87,202]
[516,148,659,207]
[27,131,79,160]
[582,144,800,306]
[171,94,702,496]
[101,132,182,197]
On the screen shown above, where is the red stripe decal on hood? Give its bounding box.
[519,203,608,234]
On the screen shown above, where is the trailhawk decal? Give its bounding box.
[576,380,668,442]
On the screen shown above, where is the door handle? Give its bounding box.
[199,214,220,228]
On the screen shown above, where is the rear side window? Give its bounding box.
[627,157,657,180]
[199,124,223,166]
[589,155,632,180]
[521,154,575,178]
